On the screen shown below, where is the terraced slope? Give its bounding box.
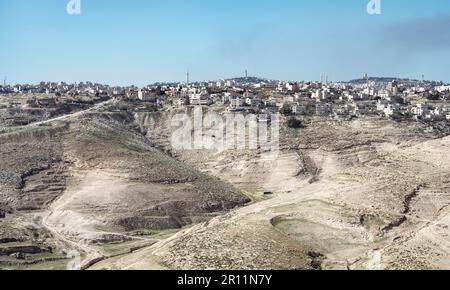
[0,109,249,269]
[100,115,448,270]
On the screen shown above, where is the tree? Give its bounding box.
[280,103,293,116]
[426,93,440,101]
[287,117,304,129]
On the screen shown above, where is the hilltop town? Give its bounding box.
[2,76,449,133]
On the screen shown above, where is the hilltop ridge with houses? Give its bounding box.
[1,76,450,132]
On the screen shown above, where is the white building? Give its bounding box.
[363,87,377,97]
[316,103,332,115]
[190,93,212,106]
[283,95,295,103]
[411,103,432,117]
[312,89,327,101]
[230,98,244,109]
[376,100,398,117]
[383,104,399,117]
[225,80,234,87]
[138,90,156,102]
[437,85,450,92]
[378,89,392,99]
[245,97,260,107]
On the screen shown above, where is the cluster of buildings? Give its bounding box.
[0,81,119,97]
[118,76,450,123]
[2,76,450,123]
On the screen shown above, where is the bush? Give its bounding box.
[426,94,440,101]
[280,104,293,116]
[287,117,304,129]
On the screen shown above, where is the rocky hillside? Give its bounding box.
[0,108,249,269]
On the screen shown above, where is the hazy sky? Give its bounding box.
[1,0,450,86]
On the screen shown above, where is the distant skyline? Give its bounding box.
[1,0,450,86]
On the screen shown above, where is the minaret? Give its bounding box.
[245,69,248,78]
[186,70,190,85]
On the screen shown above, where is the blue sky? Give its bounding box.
[1,0,449,86]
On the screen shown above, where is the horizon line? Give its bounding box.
[1,75,447,87]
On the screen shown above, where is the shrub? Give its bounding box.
[287,117,304,129]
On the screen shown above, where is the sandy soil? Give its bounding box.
[2,105,448,270]
[92,127,449,270]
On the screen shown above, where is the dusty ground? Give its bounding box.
[0,103,248,269]
[0,102,449,270]
[104,113,448,270]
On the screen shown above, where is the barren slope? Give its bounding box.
[0,108,249,269]
[96,116,449,270]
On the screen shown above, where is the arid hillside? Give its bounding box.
[106,112,448,270]
[0,106,249,269]
[0,102,449,270]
